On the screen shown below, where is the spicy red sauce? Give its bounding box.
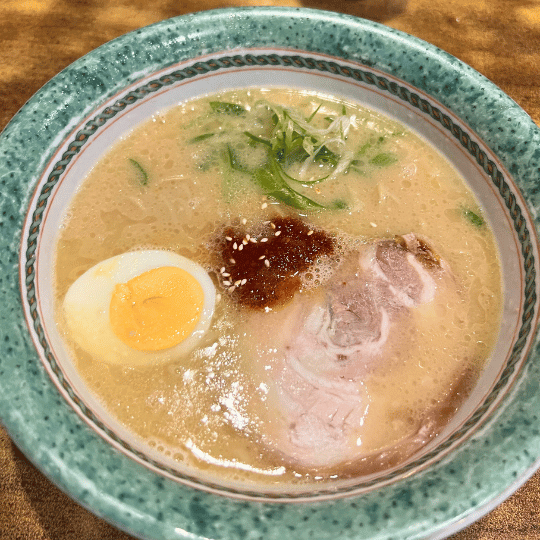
[213,216,335,309]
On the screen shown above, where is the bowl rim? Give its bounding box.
[2,7,540,540]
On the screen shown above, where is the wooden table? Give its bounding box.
[1,0,539,538]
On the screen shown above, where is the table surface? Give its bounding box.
[1,0,540,538]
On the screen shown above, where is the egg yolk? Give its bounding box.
[109,266,204,352]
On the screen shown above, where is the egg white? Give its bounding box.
[62,250,216,366]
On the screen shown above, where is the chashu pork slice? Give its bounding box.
[241,234,453,470]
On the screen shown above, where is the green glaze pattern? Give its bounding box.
[20,51,538,499]
[1,7,540,540]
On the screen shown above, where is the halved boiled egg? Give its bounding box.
[62,250,216,366]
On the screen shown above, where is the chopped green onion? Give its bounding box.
[348,165,366,176]
[333,199,349,210]
[252,164,325,211]
[225,144,245,172]
[356,144,369,157]
[128,158,149,186]
[220,146,247,202]
[194,99,403,211]
[209,101,246,116]
[313,145,340,166]
[369,153,398,167]
[463,208,485,227]
[244,131,272,147]
[307,103,323,123]
[188,133,215,144]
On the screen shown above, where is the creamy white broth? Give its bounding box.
[54,88,502,485]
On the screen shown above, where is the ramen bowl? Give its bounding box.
[1,7,540,540]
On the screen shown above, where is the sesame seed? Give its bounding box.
[216,293,222,302]
[222,272,230,277]
[258,255,266,260]
[225,236,233,241]
[270,222,276,229]
[223,280,231,286]
[220,267,225,273]
[261,202,268,209]
[230,258,236,264]
[233,242,238,250]
[242,218,247,225]
[241,279,247,285]
[246,234,250,240]
[238,244,243,251]
[370,222,378,228]
[264,259,270,267]
[250,238,257,243]
[260,237,268,242]
[234,280,242,286]
[275,230,282,236]
[307,230,314,236]
[229,285,236,293]
[242,239,248,245]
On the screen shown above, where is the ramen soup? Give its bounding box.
[54,88,502,487]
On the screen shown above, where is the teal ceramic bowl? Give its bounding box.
[1,7,540,540]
